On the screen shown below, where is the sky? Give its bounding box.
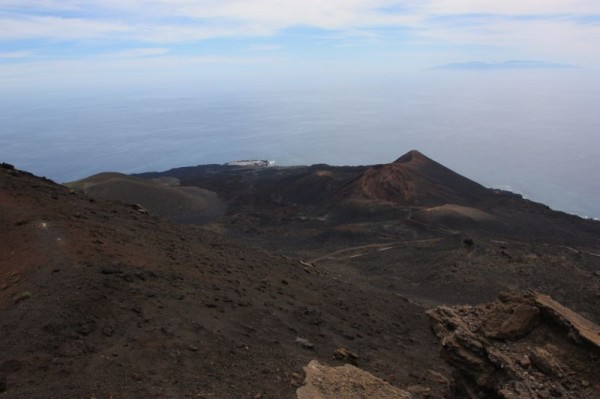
[1,0,600,90]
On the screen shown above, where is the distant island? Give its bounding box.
[435,60,578,70]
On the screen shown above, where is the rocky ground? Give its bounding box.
[3,150,600,399]
[0,163,451,398]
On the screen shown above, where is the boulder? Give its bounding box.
[296,360,413,399]
[481,303,540,339]
[333,348,359,365]
[530,347,564,377]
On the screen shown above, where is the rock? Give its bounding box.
[0,162,15,170]
[406,385,431,396]
[130,203,149,215]
[332,348,359,365]
[296,360,412,399]
[100,267,122,275]
[530,347,563,377]
[102,326,115,337]
[518,355,531,368]
[580,379,590,387]
[481,303,540,340]
[290,372,303,387]
[537,389,551,399]
[549,387,563,397]
[427,291,600,399]
[295,337,314,350]
[533,292,600,349]
[14,291,32,304]
[187,345,198,352]
[427,370,450,385]
[0,375,6,393]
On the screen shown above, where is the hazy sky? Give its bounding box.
[1,0,600,90]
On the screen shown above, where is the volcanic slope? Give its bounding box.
[137,150,600,244]
[67,172,226,224]
[133,151,600,322]
[0,164,452,398]
[340,149,491,206]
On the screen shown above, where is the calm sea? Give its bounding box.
[1,70,599,218]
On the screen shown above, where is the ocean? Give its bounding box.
[1,70,599,218]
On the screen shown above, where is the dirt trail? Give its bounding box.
[309,238,445,263]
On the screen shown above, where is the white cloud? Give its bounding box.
[0,15,131,40]
[98,47,171,58]
[170,0,420,30]
[0,51,31,58]
[0,0,599,67]
[0,1,422,42]
[417,18,600,64]
[2,1,598,46]
[424,0,600,15]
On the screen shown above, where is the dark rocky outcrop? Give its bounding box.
[428,291,600,398]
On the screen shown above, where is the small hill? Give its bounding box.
[342,150,490,207]
[67,172,226,224]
